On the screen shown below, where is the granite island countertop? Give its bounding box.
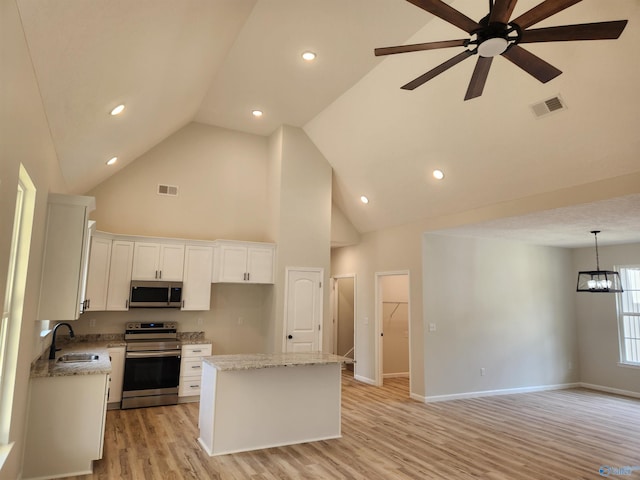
[203,352,354,371]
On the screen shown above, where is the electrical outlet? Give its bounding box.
[237,317,244,325]
[480,367,486,376]
[197,317,203,326]
[89,318,96,328]
[429,323,436,332]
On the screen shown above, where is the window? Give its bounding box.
[616,266,640,365]
[0,165,36,449]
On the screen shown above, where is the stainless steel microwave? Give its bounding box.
[129,281,183,308]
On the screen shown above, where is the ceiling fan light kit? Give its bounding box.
[375,0,628,100]
[576,230,623,293]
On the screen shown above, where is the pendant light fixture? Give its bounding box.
[576,231,623,293]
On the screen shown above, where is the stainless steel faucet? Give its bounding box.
[48,322,75,359]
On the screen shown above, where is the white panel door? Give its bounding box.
[106,241,134,311]
[182,245,213,311]
[85,236,112,311]
[131,242,160,280]
[284,268,323,352]
[246,246,274,283]
[218,244,248,282]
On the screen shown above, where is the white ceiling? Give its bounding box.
[17,0,640,247]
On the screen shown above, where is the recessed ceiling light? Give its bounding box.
[252,110,263,118]
[360,195,369,204]
[433,169,445,180]
[110,104,125,116]
[106,156,118,166]
[302,51,316,61]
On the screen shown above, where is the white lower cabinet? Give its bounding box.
[23,373,109,479]
[179,343,212,400]
[107,347,125,407]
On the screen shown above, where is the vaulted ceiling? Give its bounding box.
[17,0,640,246]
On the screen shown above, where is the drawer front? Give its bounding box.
[182,344,212,358]
[181,358,204,375]
[178,375,202,397]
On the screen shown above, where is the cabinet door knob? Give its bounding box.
[287,334,293,339]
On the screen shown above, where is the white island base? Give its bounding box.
[198,353,348,456]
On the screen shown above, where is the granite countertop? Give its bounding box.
[177,332,211,345]
[31,332,211,378]
[31,342,114,378]
[203,352,354,371]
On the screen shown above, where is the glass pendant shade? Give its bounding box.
[576,230,623,293]
[576,270,623,293]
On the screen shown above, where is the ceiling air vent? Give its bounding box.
[157,184,178,196]
[531,95,567,119]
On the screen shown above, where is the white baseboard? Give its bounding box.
[410,392,427,402]
[383,372,409,379]
[354,374,377,386]
[579,382,640,399]
[424,382,580,403]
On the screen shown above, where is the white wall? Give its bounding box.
[87,122,270,241]
[423,234,578,399]
[0,0,69,477]
[268,125,333,352]
[331,221,426,393]
[574,242,640,395]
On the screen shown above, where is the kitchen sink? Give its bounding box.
[57,353,99,363]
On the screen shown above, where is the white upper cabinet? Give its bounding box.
[131,242,185,281]
[84,235,112,311]
[105,240,134,311]
[212,240,275,284]
[182,245,213,311]
[37,194,96,320]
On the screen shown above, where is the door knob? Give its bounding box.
[287,335,293,339]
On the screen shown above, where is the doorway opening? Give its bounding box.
[375,272,410,394]
[331,275,355,376]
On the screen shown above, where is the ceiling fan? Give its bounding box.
[375,0,628,100]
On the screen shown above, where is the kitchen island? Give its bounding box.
[198,352,352,456]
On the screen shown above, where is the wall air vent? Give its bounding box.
[531,95,567,118]
[157,184,178,196]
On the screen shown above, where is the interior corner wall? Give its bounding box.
[423,233,578,399]
[269,125,332,353]
[0,0,69,477]
[86,122,269,242]
[265,127,284,352]
[331,221,426,396]
[331,202,360,247]
[573,242,640,394]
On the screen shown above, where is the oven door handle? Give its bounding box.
[126,351,181,359]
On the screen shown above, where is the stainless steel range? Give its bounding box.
[122,322,181,409]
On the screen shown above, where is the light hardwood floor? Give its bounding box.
[65,373,640,479]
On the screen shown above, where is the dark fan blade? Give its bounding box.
[401,50,474,90]
[489,0,519,25]
[465,56,493,100]
[502,45,562,83]
[375,39,467,56]
[520,20,628,43]
[512,0,582,29]
[407,0,479,33]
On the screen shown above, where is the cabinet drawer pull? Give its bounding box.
[191,365,201,369]
[190,384,199,389]
[191,349,202,353]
